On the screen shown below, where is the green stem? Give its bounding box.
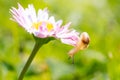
[18,36,54,80]
[18,41,42,80]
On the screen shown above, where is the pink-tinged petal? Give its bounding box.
[56,20,63,27]
[56,27,80,46]
[34,32,47,38]
[61,38,76,46]
[23,4,37,25]
[39,23,48,32]
[63,22,71,29]
[57,22,71,34]
[10,8,26,27]
[11,15,23,26]
[18,3,24,12]
[54,20,63,31]
[61,34,79,46]
[10,8,19,17]
[33,25,48,38]
[56,29,79,39]
[48,30,55,37]
[10,3,32,30]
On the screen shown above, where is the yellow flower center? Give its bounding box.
[32,22,53,31]
[46,22,53,31]
[32,22,42,30]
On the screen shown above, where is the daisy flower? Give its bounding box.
[10,3,90,58]
[10,3,63,38]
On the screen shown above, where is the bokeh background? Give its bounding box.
[0,0,120,80]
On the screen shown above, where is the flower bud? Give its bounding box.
[77,32,90,50]
[68,32,90,58]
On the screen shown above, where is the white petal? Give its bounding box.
[27,4,37,22]
[49,16,55,23]
[37,8,49,21]
[56,20,63,27]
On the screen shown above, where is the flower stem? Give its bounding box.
[18,36,54,80]
[18,41,41,80]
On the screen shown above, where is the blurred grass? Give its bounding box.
[0,0,120,80]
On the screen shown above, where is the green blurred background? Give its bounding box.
[0,0,120,80]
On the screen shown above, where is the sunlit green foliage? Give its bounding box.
[0,0,120,80]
